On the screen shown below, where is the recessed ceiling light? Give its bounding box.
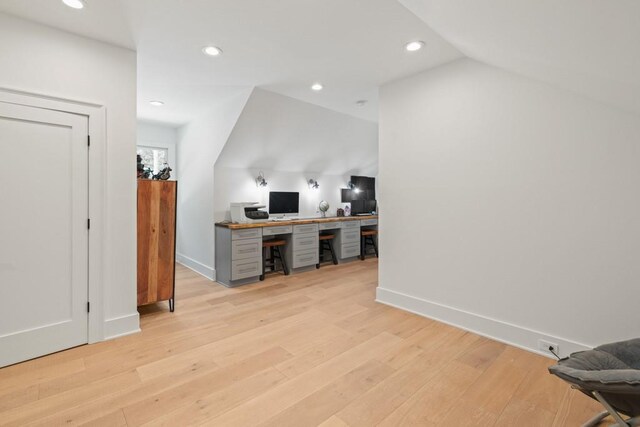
[62,0,85,9]
[356,100,368,107]
[405,41,425,52]
[311,83,324,91]
[149,100,165,107]
[202,46,223,57]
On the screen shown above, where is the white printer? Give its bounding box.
[230,202,269,224]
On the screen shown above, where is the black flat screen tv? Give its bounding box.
[350,176,376,199]
[269,191,299,215]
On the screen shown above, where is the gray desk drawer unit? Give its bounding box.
[341,220,361,229]
[335,220,361,260]
[318,222,341,230]
[293,224,318,234]
[231,238,261,260]
[215,227,263,287]
[285,223,318,269]
[262,225,293,236]
[215,216,377,285]
[293,233,317,251]
[231,258,261,280]
[231,228,262,240]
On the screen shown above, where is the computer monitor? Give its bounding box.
[351,199,377,215]
[269,191,299,215]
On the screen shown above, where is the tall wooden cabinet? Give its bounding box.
[137,180,177,311]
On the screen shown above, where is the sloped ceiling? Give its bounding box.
[398,0,640,115]
[216,89,378,175]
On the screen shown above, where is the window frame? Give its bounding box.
[137,145,170,175]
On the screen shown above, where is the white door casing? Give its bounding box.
[0,101,89,367]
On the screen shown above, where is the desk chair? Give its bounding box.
[360,229,378,260]
[260,239,289,281]
[316,233,338,268]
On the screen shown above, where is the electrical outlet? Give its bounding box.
[538,339,560,356]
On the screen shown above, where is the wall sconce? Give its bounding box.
[255,171,268,187]
[308,179,319,190]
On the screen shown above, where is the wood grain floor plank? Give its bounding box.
[438,400,499,426]
[317,415,351,427]
[204,332,402,426]
[79,409,128,427]
[495,397,557,427]
[0,384,38,413]
[457,345,532,416]
[552,387,613,426]
[0,260,601,426]
[3,369,141,426]
[259,359,395,427]
[335,331,480,427]
[141,367,287,427]
[121,347,292,426]
[376,361,483,426]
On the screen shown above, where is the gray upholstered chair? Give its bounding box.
[549,339,640,427]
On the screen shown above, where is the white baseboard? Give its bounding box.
[176,253,215,281]
[103,312,141,341]
[376,287,590,359]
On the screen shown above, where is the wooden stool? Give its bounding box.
[316,233,338,269]
[260,239,289,281]
[360,229,378,260]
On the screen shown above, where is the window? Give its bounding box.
[137,146,169,174]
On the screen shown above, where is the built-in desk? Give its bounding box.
[215,215,378,287]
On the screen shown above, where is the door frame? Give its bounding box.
[0,87,107,344]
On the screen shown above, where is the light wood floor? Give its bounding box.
[0,259,606,426]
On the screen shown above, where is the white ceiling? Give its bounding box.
[399,0,640,116]
[0,0,463,125]
[0,0,134,48]
[3,0,635,124]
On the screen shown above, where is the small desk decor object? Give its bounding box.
[318,200,329,217]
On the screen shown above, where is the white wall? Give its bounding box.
[217,88,379,175]
[0,13,138,338]
[214,89,379,223]
[214,167,357,222]
[176,89,253,280]
[378,58,640,358]
[137,121,178,176]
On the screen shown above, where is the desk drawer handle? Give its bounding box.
[238,248,256,253]
[238,267,256,273]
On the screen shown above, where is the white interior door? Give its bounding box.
[0,101,89,367]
